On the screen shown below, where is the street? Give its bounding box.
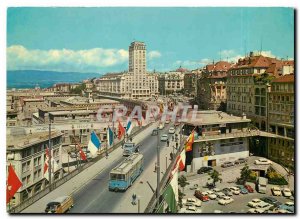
[69,122,178,213]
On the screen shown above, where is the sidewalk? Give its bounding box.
[21,122,158,213]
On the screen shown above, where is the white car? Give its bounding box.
[257,202,273,211]
[282,188,292,197]
[248,208,258,213]
[229,187,240,195]
[158,123,165,130]
[248,198,263,208]
[213,210,223,213]
[216,192,226,198]
[218,196,234,205]
[165,120,170,124]
[212,188,221,193]
[179,206,202,213]
[160,134,168,141]
[271,186,282,196]
[205,190,217,200]
[168,127,175,134]
[255,208,267,213]
[186,198,202,207]
[254,158,272,165]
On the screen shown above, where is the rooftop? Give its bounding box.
[271,74,294,83]
[7,131,63,150]
[183,110,250,126]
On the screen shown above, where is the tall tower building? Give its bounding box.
[129,41,146,74]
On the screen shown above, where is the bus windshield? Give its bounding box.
[124,143,134,148]
[110,173,125,181]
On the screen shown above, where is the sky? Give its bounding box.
[7,7,294,73]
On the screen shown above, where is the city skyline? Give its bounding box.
[7,7,294,73]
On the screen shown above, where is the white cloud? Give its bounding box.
[148,50,162,60]
[7,45,131,72]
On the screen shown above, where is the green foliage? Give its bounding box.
[239,164,252,185]
[70,83,86,94]
[208,170,222,186]
[254,73,275,84]
[178,175,189,191]
[266,168,288,185]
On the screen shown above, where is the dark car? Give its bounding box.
[244,184,254,193]
[234,158,247,165]
[222,188,233,196]
[197,166,213,174]
[260,197,282,207]
[151,128,158,136]
[221,161,235,168]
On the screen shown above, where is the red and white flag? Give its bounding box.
[6,164,22,204]
[78,145,87,161]
[170,149,186,177]
[43,148,59,181]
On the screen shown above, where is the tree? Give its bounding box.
[178,175,189,192]
[239,164,252,185]
[70,83,86,95]
[208,170,222,187]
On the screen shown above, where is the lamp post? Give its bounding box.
[48,122,52,191]
[156,128,160,209]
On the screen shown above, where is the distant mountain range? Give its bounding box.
[7,70,101,89]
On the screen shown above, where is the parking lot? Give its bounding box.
[180,158,294,213]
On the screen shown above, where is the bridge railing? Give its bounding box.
[8,122,154,213]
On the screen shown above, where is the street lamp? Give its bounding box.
[156,128,160,209]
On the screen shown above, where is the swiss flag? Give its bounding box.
[78,145,87,161]
[6,164,22,204]
[118,120,126,139]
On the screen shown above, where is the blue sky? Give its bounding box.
[7,7,294,73]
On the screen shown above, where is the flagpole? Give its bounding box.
[48,122,52,191]
[156,128,160,209]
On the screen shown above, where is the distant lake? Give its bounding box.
[7,70,101,89]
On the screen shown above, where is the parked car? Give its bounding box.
[165,120,170,124]
[197,166,213,174]
[257,202,273,211]
[212,188,221,193]
[184,205,202,213]
[282,188,292,197]
[205,190,217,200]
[254,158,272,165]
[244,184,254,193]
[260,197,282,207]
[248,208,258,213]
[237,185,248,194]
[160,134,168,141]
[218,196,234,205]
[248,198,263,208]
[229,187,240,195]
[213,210,223,213]
[194,190,209,202]
[234,158,247,164]
[186,198,202,207]
[279,201,294,213]
[271,186,282,196]
[216,192,226,199]
[168,127,175,134]
[221,161,235,168]
[222,188,233,196]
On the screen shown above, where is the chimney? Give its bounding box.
[249,51,254,57]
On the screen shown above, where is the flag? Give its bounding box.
[6,164,22,204]
[126,119,134,135]
[170,149,186,177]
[78,145,87,161]
[159,170,178,213]
[107,127,114,147]
[88,131,101,157]
[118,121,126,139]
[44,148,59,181]
[185,131,195,152]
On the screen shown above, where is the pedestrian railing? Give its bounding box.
[8,122,154,213]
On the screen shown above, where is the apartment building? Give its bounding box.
[197,61,231,111]
[267,74,294,168]
[182,111,252,172]
[6,130,63,206]
[96,41,159,99]
[158,71,185,95]
[226,52,293,130]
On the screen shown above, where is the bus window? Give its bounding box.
[110,173,117,180]
[118,174,125,181]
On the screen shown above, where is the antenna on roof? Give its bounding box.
[260,35,263,55]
